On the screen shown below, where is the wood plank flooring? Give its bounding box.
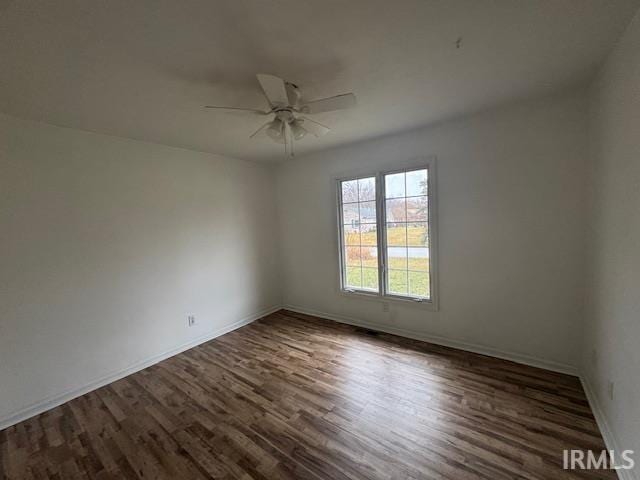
[0,310,615,479]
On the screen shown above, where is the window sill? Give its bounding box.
[338,289,439,311]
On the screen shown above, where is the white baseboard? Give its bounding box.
[283,304,579,376]
[580,375,637,480]
[0,305,281,432]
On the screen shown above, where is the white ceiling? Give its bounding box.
[1,0,638,162]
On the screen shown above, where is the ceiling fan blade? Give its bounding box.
[300,117,330,137]
[249,120,273,139]
[204,105,268,114]
[257,74,289,107]
[300,93,356,114]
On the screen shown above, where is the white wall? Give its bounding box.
[583,9,640,459]
[276,90,589,372]
[0,113,280,426]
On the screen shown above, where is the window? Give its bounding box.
[339,176,380,292]
[337,161,436,306]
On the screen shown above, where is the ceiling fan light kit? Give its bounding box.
[205,73,356,157]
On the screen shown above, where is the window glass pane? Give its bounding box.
[358,201,377,224]
[342,180,358,203]
[346,266,362,288]
[385,172,405,198]
[407,223,428,247]
[385,198,406,222]
[362,267,379,290]
[388,270,408,295]
[361,246,378,268]
[345,246,362,267]
[358,177,376,202]
[406,196,428,222]
[386,222,407,246]
[342,203,359,224]
[360,224,377,246]
[343,224,360,245]
[383,167,432,300]
[387,246,407,270]
[339,176,379,294]
[406,169,428,197]
[408,247,429,271]
[408,271,429,298]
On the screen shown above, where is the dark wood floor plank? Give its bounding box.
[0,309,615,479]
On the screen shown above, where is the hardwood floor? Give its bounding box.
[1,310,614,480]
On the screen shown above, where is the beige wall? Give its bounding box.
[583,9,640,459]
[276,89,590,372]
[0,113,281,426]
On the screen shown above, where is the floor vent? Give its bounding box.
[356,327,380,337]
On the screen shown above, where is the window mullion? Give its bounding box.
[357,200,362,289]
[377,172,386,296]
[404,173,409,296]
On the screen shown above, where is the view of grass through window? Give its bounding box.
[384,169,430,299]
[339,167,431,300]
[341,177,379,292]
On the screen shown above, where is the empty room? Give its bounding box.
[1,1,639,479]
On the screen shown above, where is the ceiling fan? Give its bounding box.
[205,74,356,157]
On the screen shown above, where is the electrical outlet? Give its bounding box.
[187,315,196,327]
[382,302,389,312]
[607,381,614,401]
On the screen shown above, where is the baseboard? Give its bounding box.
[580,374,637,480]
[283,304,579,376]
[0,305,281,432]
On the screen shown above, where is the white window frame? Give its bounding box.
[336,156,439,311]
